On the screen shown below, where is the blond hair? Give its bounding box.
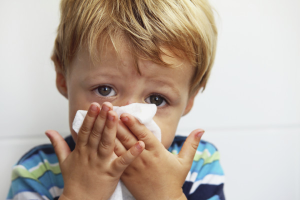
[51,0,218,95]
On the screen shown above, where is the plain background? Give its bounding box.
[0,0,299,199]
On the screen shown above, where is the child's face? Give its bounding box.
[57,39,197,149]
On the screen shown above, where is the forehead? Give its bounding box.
[69,37,194,90]
[72,32,191,70]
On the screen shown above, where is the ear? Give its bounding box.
[182,89,200,116]
[55,65,68,99]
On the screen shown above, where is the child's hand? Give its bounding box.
[115,114,204,200]
[45,103,145,200]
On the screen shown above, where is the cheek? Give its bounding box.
[161,128,176,149]
[68,104,80,144]
[67,91,94,144]
[153,101,187,148]
[154,116,180,149]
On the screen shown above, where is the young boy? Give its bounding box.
[7,0,225,199]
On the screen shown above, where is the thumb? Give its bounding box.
[178,129,205,164]
[45,130,71,164]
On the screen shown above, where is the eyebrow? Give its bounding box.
[148,79,181,97]
[83,73,120,82]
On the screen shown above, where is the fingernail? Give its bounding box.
[91,104,98,111]
[135,142,143,150]
[102,104,109,112]
[108,114,115,121]
[196,130,205,138]
[121,116,128,122]
[45,131,51,138]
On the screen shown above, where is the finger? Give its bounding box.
[45,130,71,164]
[98,110,118,158]
[178,129,205,164]
[120,114,159,151]
[112,141,145,173]
[77,103,100,147]
[88,102,113,149]
[114,138,127,157]
[116,120,138,150]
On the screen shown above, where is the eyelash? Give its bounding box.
[92,85,170,107]
[93,84,117,97]
[145,93,169,107]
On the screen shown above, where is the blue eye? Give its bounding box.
[145,95,167,107]
[95,85,116,97]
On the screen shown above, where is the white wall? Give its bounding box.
[0,0,299,199]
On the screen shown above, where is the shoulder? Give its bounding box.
[169,136,226,200]
[16,135,74,168]
[7,135,74,200]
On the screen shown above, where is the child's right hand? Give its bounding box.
[45,102,145,200]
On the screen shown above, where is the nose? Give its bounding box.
[115,96,142,107]
[125,98,142,105]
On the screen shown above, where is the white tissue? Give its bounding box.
[72,103,161,200]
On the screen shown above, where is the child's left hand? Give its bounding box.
[114,113,204,200]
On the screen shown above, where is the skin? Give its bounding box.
[47,38,204,200]
[46,104,145,200]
